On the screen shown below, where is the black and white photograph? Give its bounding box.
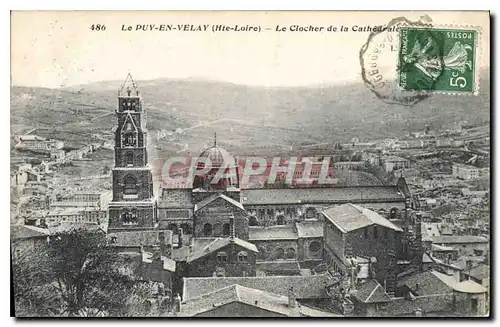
[9,10,491,318]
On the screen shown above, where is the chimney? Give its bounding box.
[178,227,184,248]
[369,257,377,279]
[173,293,181,313]
[158,231,166,256]
[229,216,235,241]
[288,287,297,308]
[415,216,423,271]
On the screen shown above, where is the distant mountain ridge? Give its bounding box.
[11,69,490,154]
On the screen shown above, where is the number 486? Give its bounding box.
[90,24,106,31]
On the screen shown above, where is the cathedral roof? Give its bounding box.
[186,237,258,263]
[322,203,403,233]
[240,186,404,205]
[194,193,244,212]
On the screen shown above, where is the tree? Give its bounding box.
[46,228,136,316]
[12,245,62,317]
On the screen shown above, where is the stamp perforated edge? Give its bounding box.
[396,24,483,96]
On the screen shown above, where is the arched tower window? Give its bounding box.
[121,209,138,226]
[126,152,134,166]
[203,223,213,236]
[123,175,138,195]
[222,223,230,236]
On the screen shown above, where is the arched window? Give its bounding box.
[216,251,228,263]
[249,216,259,226]
[309,241,321,253]
[222,223,230,236]
[306,207,317,219]
[203,223,213,236]
[390,208,399,219]
[123,175,138,195]
[123,132,137,147]
[238,251,248,262]
[275,248,285,260]
[126,152,134,166]
[276,215,285,225]
[286,248,296,259]
[214,223,222,237]
[121,210,138,226]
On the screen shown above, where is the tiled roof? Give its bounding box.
[194,193,244,212]
[322,203,403,233]
[249,226,298,241]
[186,237,258,263]
[181,284,339,317]
[431,235,489,244]
[296,220,323,238]
[107,230,173,248]
[183,273,332,301]
[352,279,392,303]
[256,260,301,273]
[398,270,454,296]
[11,224,49,240]
[241,186,404,205]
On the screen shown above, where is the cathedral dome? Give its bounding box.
[196,134,236,168]
[193,133,239,190]
[198,145,234,168]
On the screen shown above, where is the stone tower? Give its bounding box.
[108,73,156,232]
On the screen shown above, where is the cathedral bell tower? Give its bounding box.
[108,73,156,232]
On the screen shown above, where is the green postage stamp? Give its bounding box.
[398,27,479,94]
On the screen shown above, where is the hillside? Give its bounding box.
[11,70,490,159]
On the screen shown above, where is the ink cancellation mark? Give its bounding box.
[398,27,478,94]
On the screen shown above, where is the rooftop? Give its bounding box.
[181,284,339,317]
[432,271,487,294]
[11,224,49,240]
[240,186,405,205]
[352,279,392,303]
[187,237,258,263]
[430,235,489,244]
[183,273,332,301]
[322,203,403,233]
[107,230,173,248]
[296,220,324,238]
[194,193,244,212]
[249,226,298,241]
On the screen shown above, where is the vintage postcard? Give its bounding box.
[10,11,490,318]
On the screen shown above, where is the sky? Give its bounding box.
[11,11,490,88]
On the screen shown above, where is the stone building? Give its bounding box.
[322,203,404,294]
[108,73,156,232]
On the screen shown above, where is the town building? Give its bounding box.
[322,204,405,294]
[14,135,65,153]
[452,163,480,180]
